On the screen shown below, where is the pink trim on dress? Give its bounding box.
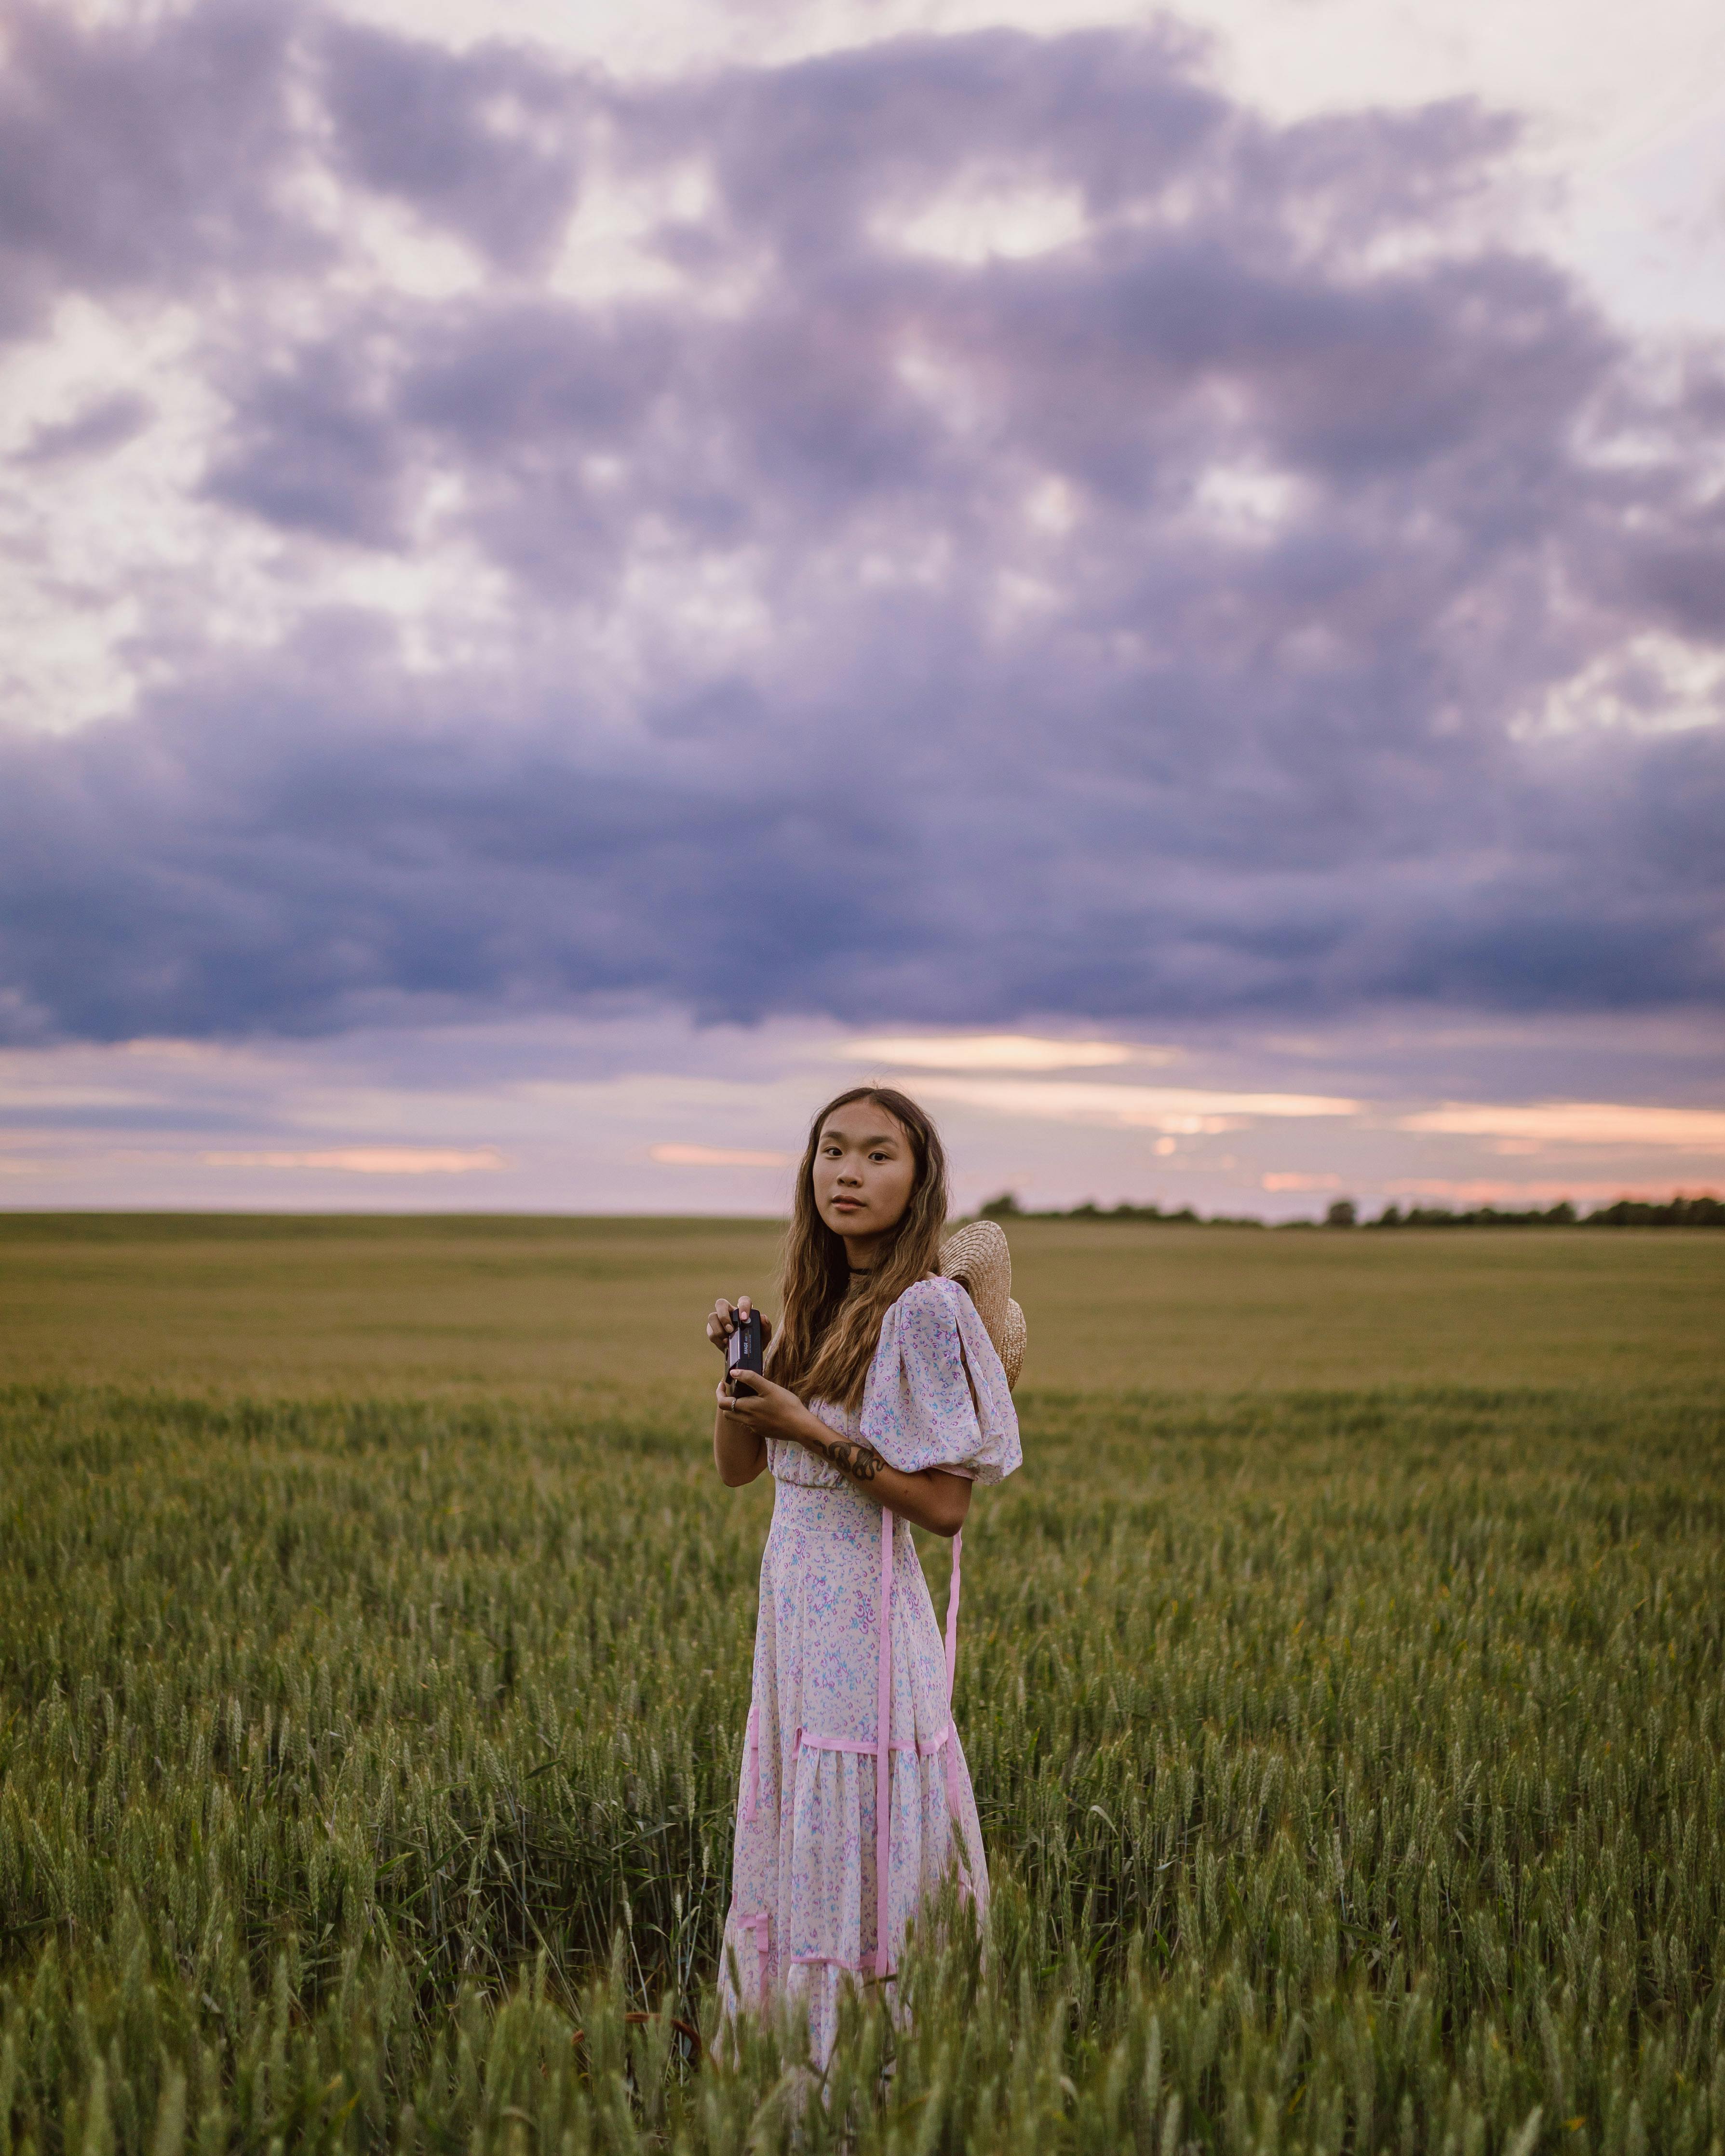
[874,1507,893,1978]
[796,1725,951,1758]
[943,1529,964,1826]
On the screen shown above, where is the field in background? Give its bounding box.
[3,1212,1721,1395]
[0,1218,1721,2154]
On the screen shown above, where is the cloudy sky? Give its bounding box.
[1,0,1722,1217]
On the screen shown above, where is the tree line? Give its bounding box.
[978,1193,1725,1229]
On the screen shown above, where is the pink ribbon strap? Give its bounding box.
[943,1529,964,1826]
[875,1505,893,1978]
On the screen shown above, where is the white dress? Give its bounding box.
[717,1277,1022,2063]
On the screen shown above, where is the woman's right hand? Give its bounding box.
[706,1295,774,1353]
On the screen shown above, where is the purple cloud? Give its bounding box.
[0,6,1720,1045]
[319,20,589,272]
[13,390,153,464]
[0,0,311,339]
[202,340,413,547]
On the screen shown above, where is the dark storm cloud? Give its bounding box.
[0,5,1721,1042]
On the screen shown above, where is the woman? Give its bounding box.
[706,1086,1023,2064]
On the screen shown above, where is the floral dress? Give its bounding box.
[717,1276,1022,2064]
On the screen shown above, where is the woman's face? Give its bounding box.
[812,1105,917,1253]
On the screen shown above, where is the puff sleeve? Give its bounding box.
[857,1276,1022,1485]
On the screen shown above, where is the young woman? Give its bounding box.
[705,1086,1022,2064]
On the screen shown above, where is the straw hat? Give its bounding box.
[938,1219,1027,1390]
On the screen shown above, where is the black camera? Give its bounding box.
[726,1307,766,1397]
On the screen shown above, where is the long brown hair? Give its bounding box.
[767,1087,950,1410]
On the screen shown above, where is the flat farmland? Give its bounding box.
[0,1217,1720,2155]
[2,1212,1718,1394]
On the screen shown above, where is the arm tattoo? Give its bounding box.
[811,1436,885,1484]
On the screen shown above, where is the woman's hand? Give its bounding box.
[713,1369,816,1445]
[705,1294,775,1353]
[709,1296,783,1488]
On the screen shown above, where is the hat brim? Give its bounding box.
[939,1219,1026,1391]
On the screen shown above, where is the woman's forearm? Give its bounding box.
[790,1413,970,1536]
[713,1406,767,1485]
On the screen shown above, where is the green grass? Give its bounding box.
[0,1220,1721,2152]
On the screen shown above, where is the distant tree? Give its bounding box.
[1587,1195,1724,1228]
[1372,1204,1403,1228]
[1325,1199,1358,1228]
[979,1191,1022,1219]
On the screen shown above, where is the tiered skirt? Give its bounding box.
[717,1473,987,2063]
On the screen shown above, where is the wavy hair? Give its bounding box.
[767,1087,949,1410]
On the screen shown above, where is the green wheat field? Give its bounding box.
[1,1214,1721,2156]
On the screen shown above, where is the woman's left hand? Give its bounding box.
[713,1370,815,1443]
